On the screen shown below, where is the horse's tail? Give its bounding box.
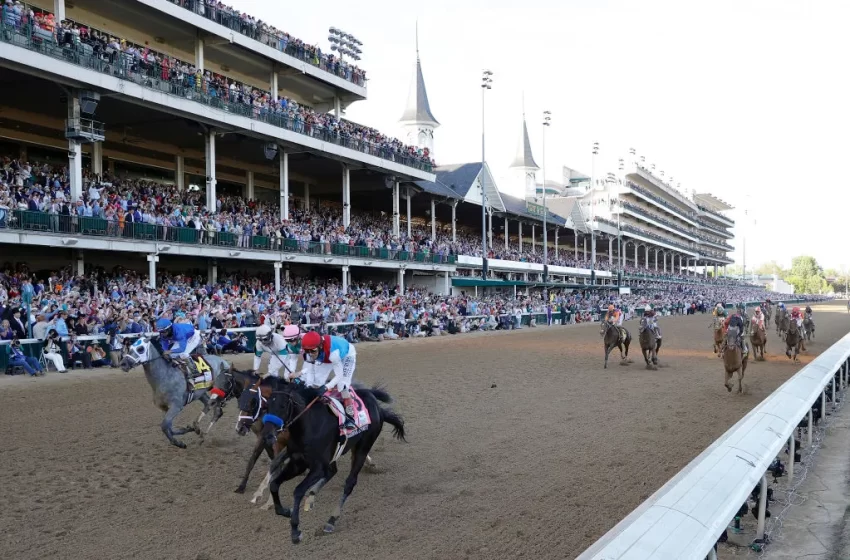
[380,407,407,442]
[367,384,394,404]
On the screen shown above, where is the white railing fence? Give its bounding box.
[576,331,850,560]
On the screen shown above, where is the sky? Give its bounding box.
[228,0,850,271]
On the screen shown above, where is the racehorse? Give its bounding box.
[750,321,767,361]
[804,316,815,342]
[119,336,231,448]
[763,303,772,323]
[638,316,661,370]
[711,317,725,356]
[265,383,406,544]
[776,308,787,339]
[723,326,747,393]
[785,318,803,363]
[600,320,631,368]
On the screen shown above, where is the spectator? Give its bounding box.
[8,337,43,376]
[43,329,67,372]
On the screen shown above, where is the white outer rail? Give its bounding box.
[577,331,850,560]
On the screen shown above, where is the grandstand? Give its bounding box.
[0,0,734,293]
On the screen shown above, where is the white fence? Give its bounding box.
[576,331,850,560]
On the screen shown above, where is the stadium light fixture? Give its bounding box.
[542,110,551,287]
[328,27,363,62]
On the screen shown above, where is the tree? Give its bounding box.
[789,256,822,279]
[755,260,786,277]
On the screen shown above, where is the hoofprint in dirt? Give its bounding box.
[0,303,845,560]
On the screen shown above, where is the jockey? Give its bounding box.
[604,304,625,341]
[723,311,748,356]
[805,305,813,320]
[156,318,202,379]
[751,307,765,331]
[298,331,358,430]
[253,324,301,379]
[791,307,805,332]
[643,305,661,339]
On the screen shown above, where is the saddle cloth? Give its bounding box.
[324,388,371,438]
[183,355,214,403]
[617,327,627,343]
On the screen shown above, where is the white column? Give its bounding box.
[444,272,450,295]
[205,130,216,211]
[304,184,310,211]
[194,32,204,72]
[334,96,342,118]
[91,141,103,177]
[532,224,536,251]
[654,250,658,270]
[714,264,718,277]
[246,171,255,200]
[175,155,185,191]
[504,217,509,251]
[431,199,436,240]
[342,165,350,228]
[488,209,492,248]
[451,201,457,242]
[68,139,82,202]
[342,265,350,294]
[280,149,289,220]
[583,237,587,260]
[207,260,218,285]
[406,192,412,237]
[573,231,578,259]
[645,246,650,269]
[75,250,84,277]
[398,269,405,292]
[273,262,282,292]
[554,227,559,256]
[147,254,158,289]
[53,0,65,23]
[704,263,708,278]
[608,238,613,264]
[392,181,400,236]
[270,67,279,101]
[518,222,523,251]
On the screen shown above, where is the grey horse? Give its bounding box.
[119,335,232,448]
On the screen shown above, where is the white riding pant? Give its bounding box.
[172,331,202,359]
[44,352,66,372]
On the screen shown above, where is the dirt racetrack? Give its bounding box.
[1,302,846,560]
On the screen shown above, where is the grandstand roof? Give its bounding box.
[500,192,568,225]
[694,193,734,211]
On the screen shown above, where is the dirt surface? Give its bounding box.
[1,303,847,560]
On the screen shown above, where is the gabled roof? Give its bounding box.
[499,192,568,226]
[413,177,463,200]
[399,53,439,127]
[509,116,539,170]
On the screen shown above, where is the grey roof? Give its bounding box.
[399,56,440,127]
[499,192,567,225]
[431,162,484,197]
[509,116,539,170]
[413,178,463,200]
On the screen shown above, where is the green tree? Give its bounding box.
[789,256,822,279]
[755,260,786,276]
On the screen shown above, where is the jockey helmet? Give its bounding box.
[256,324,273,345]
[754,307,761,315]
[608,304,615,312]
[301,330,322,351]
[155,318,172,333]
[282,325,300,341]
[792,306,800,314]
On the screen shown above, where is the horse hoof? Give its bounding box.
[275,506,292,517]
[234,486,246,494]
[726,385,732,392]
[291,530,303,544]
[173,441,187,449]
[323,523,336,534]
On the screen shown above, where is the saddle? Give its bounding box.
[173,354,214,396]
[617,327,627,343]
[323,388,371,464]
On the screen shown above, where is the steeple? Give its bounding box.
[509,111,539,170]
[399,22,439,157]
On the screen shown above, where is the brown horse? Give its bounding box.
[601,320,631,369]
[785,319,803,363]
[639,316,661,370]
[763,304,772,323]
[776,308,787,339]
[750,322,767,361]
[711,318,725,356]
[723,326,747,393]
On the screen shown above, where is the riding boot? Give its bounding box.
[654,326,662,340]
[342,398,357,430]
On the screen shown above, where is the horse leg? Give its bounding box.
[162,403,188,449]
[324,443,372,534]
[290,467,329,544]
[304,463,337,513]
[724,368,733,392]
[236,437,267,494]
[269,453,301,517]
[603,343,610,369]
[205,402,224,435]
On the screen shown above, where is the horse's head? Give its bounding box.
[599,320,610,337]
[725,325,740,345]
[235,383,265,436]
[120,336,156,371]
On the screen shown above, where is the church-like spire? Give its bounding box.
[399,21,439,127]
[509,112,539,170]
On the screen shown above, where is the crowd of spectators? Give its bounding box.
[0,257,828,376]
[1,1,432,170]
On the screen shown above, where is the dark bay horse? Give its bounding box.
[638,317,661,370]
[723,326,747,393]
[600,320,631,368]
[804,316,815,342]
[750,321,767,361]
[265,383,406,544]
[776,308,787,339]
[785,319,803,362]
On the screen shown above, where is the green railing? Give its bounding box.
[167,0,366,87]
[1,210,456,264]
[0,20,431,173]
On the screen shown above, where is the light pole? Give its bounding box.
[480,70,492,280]
[618,158,626,284]
[327,27,363,63]
[542,110,551,286]
[591,142,599,285]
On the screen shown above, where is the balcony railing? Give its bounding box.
[619,201,697,240]
[625,182,698,224]
[0,22,431,172]
[0,210,456,265]
[697,204,734,225]
[167,0,366,88]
